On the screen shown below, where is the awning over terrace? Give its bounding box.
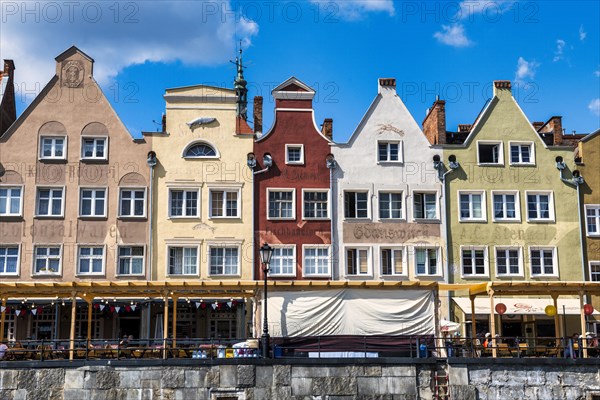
[453,296,599,315]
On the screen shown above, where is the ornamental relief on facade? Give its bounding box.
[61,60,84,88]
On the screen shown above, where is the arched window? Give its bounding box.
[184,143,217,158]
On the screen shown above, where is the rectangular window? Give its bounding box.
[81,137,107,160]
[0,187,22,216]
[286,144,304,164]
[414,192,437,219]
[268,190,294,219]
[303,246,330,276]
[40,137,66,159]
[117,246,144,276]
[459,192,485,221]
[590,262,600,282]
[303,190,329,219]
[493,192,519,221]
[269,247,295,276]
[80,188,106,217]
[36,188,64,217]
[0,246,19,275]
[510,142,533,164]
[379,192,402,219]
[344,191,369,219]
[461,247,487,276]
[477,141,503,165]
[381,248,404,276]
[586,205,600,236]
[378,141,401,162]
[346,248,369,276]
[496,248,521,276]
[210,190,239,218]
[526,192,553,221]
[168,247,198,275]
[209,246,239,275]
[77,246,104,275]
[169,189,199,217]
[119,189,146,217]
[530,248,556,276]
[415,248,438,276]
[34,246,61,274]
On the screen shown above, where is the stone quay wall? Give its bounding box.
[0,359,599,400]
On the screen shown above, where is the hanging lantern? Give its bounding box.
[495,303,507,315]
[584,304,594,316]
[545,305,557,317]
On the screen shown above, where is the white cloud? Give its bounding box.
[589,98,600,116]
[434,24,472,47]
[514,57,540,84]
[0,1,258,100]
[595,69,600,77]
[579,25,587,41]
[553,39,566,62]
[309,0,394,20]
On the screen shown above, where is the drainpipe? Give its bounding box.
[433,154,459,321]
[326,154,337,280]
[146,151,157,340]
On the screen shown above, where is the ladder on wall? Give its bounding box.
[433,362,450,400]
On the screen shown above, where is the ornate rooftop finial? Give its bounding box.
[233,41,248,120]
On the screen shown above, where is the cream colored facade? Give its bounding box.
[146,85,254,281]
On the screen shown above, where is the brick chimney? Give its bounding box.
[0,59,17,136]
[253,96,263,133]
[532,121,544,131]
[538,116,563,146]
[321,118,333,141]
[422,100,446,145]
[458,124,472,133]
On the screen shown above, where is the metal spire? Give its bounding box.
[233,41,248,120]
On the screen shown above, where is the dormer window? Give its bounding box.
[286,144,304,165]
[183,142,217,158]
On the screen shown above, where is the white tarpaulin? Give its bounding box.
[453,297,599,315]
[263,289,434,336]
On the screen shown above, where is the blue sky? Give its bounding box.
[1,1,599,141]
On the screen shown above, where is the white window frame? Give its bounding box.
[79,187,108,218]
[413,191,439,220]
[491,191,520,222]
[76,245,106,276]
[378,191,404,221]
[35,186,65,218]
[460,246,489,278]
[525,191,555,222]
[529,247,558,278]
[508,141,535,165]
[166,245,200,277]
[32,245,62,276]
[590,261,600,282]
[302,245,331,278]
[285,144,304,165]
[268,245,296,277]
[0,244,20,276]
[585,205,600,236]
[494,246,524,277]
[168,188,200,218]
[207,244,241,277]
[377,140,403,163]
[118,188,147,218]
[414,246,441,277]
[81,136,108,160]
[116,245,146,277]
[380,246,407,277]
[182,141,219,159]
[344,190,370,220]
[302,189,330,220]
[0,185,24,217]
[267,188,296,220]
[208,188,241,219]
[344,246,371,277]
[458,190,487,222]
[476,140,504,166]
[39,136,67,160]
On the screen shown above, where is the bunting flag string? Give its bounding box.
[31,309,37,316]
[131,305,137,312]
[1,306,5,313]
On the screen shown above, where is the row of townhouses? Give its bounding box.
[0,47,598,344]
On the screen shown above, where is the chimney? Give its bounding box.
[253,96,263,133]
[422,100,446,145]
[321,118,333,141]
[532,121,544,131]
[378,78,396,94]
[493,80,512,98]
[458,124,472,133]
[0,59,17,136]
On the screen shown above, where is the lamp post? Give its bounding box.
[259,243,274,358]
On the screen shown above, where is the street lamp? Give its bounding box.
[259,243,274,358]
